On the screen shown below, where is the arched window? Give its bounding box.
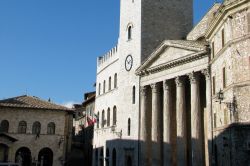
[102,110,105,128]
[18,121,27,134]
[107,108,110,127]
[128,26,132,40]
[128,118,131,136]
[32,121,41,134]
[0,120,9,133]
[112,148,116,166]
[103,80,106,93]
[114,74,117,88]
[47,122,55,134]
[98,83,101,95]
[113,106,117,126]
[106,148,110,166]
[97,112,100,128]
[109,77,112,91]
[132,86,136,104]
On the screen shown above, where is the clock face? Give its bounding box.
[125,55,133,71]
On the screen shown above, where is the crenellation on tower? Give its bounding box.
[97,45,119,73]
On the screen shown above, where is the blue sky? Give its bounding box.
[0,0,221,106]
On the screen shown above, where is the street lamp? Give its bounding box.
[216,89,224,104]
[58,136,64,147]
[216,89,237,122]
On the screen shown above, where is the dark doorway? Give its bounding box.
[38,148,53,166]
[0,144,8,162]
[15,147,31,166]
[112,148,116,166]
[125,156,132,166]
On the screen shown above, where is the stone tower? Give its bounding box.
[118,0,193,64]
[116,0,193,165]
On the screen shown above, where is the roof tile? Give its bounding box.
[0,95,73,111]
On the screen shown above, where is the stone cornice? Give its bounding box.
[136,50,208,77]
[210,34,250,65]
[205,0,249,38]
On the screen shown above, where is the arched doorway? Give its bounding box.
[15,147,31,166]
[0,144,8,162]
[38,148,53,166]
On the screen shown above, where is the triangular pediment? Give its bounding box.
[148,47,195,69]
[136,40,208,75]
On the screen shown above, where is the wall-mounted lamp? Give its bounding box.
[216,89,238,122]
[216,89,224,104]
[111,126,122,138]
[216,89,236,108]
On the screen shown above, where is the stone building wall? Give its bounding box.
[207,1,250,165]
[210,3,250,128]
[0,107,70,166]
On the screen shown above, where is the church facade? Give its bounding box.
[93,0,250,166]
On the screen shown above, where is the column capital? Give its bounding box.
[140,86,148,97]
[163,80,171,90]
[188,72,199,84]
[201,68,211,80]
[150,83,161,93]
[175,77,184,87]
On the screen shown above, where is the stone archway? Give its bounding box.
[0,144,9,162]
[38,148,53,166]
[15,147,32,166]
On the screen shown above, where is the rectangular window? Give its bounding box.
[223,67,226,88]
[109,77,111,91]
[103,81,106,94]
[214,113,217,128]
[222,28,225,48]
[224,109,228,125]
[132,86,135,104]
[248,12,250,33]
[98,83,101,95]
[213,76,216,95]
[211,42,215,59]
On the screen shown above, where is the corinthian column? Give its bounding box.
[163,80,173,166]
[189,72,203,166]
[175,77,187,166]
[202,69,212,166]
[151,83,162,166]
[140,86,150,166]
